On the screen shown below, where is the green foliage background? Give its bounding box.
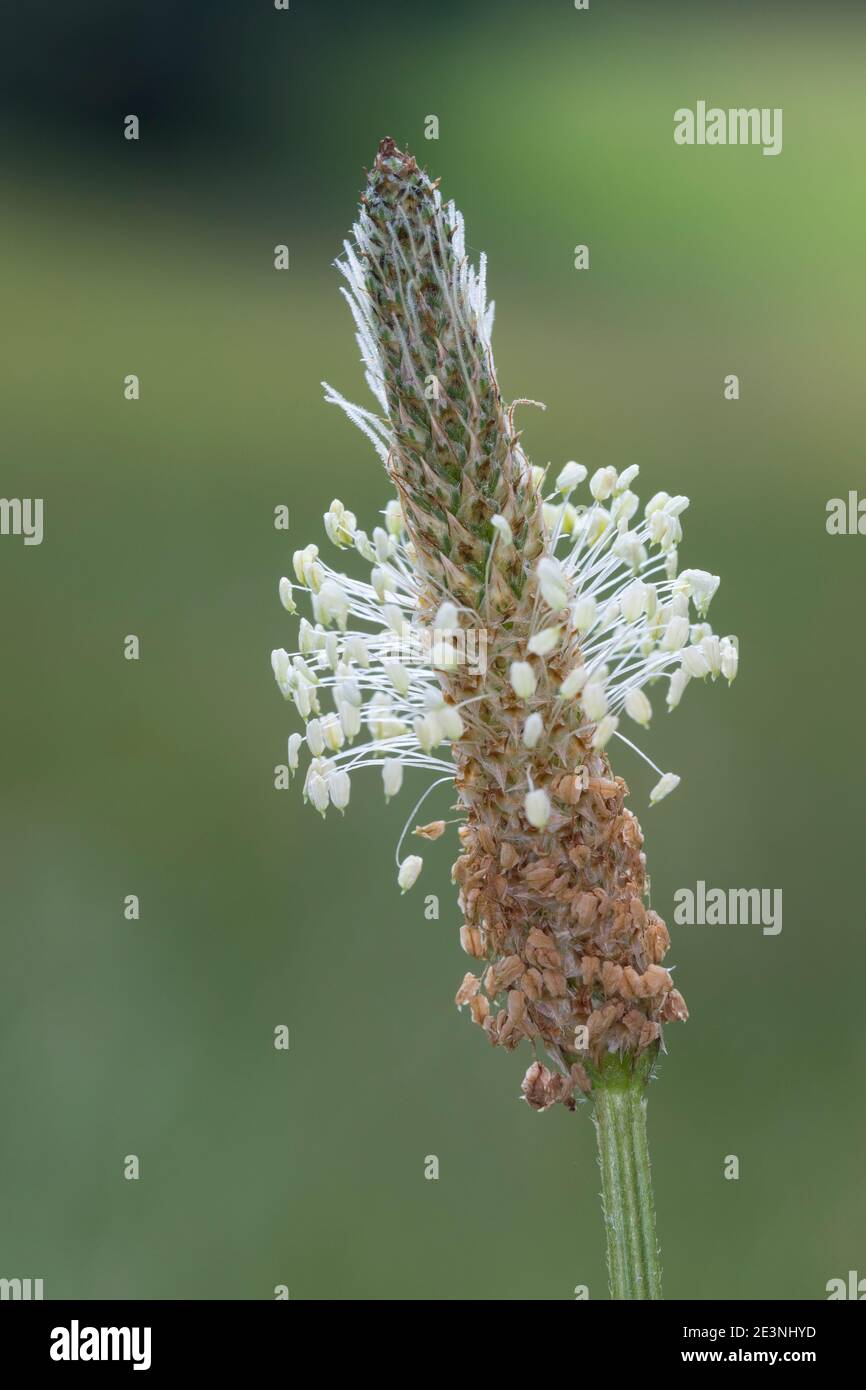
[1,0,863,1298]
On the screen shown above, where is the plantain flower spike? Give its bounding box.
[272,139,738,1109]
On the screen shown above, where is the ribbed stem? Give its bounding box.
[592,1051,662,1299]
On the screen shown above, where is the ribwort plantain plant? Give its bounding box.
[271,139,738,1299]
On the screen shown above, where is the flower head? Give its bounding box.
[271,140,738,1107]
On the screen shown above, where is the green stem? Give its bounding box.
[591,1050,663,1300]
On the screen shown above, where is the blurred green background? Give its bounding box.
[1,0,864,1300]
